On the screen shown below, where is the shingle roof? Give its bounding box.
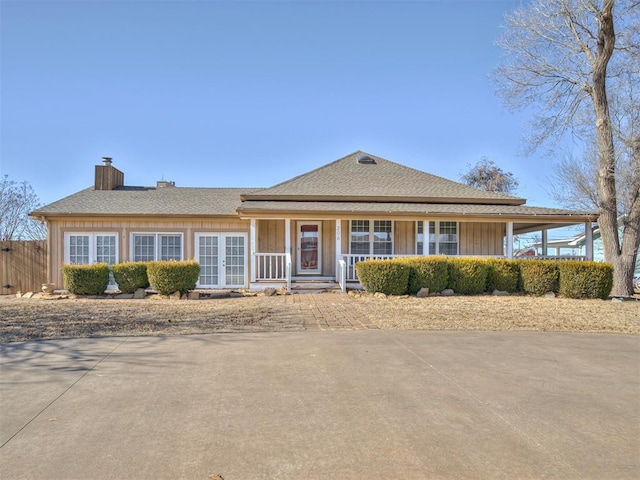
[241,151,527,205]
[237,200,597,219]
[32,187,253,216]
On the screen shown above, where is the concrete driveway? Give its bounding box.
[1,331,638,479]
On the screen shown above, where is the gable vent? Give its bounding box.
[357,155,376,165]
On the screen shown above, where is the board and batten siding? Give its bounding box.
[459,222,504,256]
[47,216,250,289]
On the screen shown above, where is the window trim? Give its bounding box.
[427,221,459,255]
[130,232,184,262]
[63,232,119,265]
[349,220,394,255]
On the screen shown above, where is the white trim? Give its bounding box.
[250,219,256,282]
[335,219,342,282]
[285,218,291,255]
[63,232,119,265]
[297,221,322,275]
[428,221,459,255]
[348,219,394,255]
[506,222,514,259]
[130,232,184,262]
[195,232,248,288]
[585,222,593,261]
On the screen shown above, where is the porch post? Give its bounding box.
[506,221,514,259]
[541,229,548,257]
[335,219,342,281]
[250,219,256,283]
[284,219,291,255]
[585,221,594,261]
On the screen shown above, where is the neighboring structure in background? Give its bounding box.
[530,226,640,276]
[31,152,599,291]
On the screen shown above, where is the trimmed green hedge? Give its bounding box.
[517,260,558,296]
[147,260,200,295]
[62,263,110,295]
[485,258,520,293]
[355,257,612,299]
[356,260,410,295]
[558,261,613,299]
[399,257,449,294]
[447,258,489,294]
[111,262,149,294]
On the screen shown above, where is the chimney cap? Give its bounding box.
[101,157,113,166]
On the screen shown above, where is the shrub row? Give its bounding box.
[62,260,201,296]
[355,257,613,299]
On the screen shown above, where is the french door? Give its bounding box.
[297,222,322,275]
[195,233,248,288]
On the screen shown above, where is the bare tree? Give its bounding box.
[460,157,519,194]
[0,175,47,240]
[495,0,640,296]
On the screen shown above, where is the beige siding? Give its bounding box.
[394,221,415,255]
[47,216,250,289]
[257,220,285,253]
[459,222,504,256]
[322,220,336,276]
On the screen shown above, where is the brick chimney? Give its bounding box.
[95,157,124,190]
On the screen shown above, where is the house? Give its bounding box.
[530,226,640,276]
[31,151,599,291]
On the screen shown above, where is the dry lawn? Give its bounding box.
[349,294,640,334]
[0,292,638,343]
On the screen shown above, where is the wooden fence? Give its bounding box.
[0,240,47,295]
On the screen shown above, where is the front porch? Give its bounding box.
[248,218,595,293]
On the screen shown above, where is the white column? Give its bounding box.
[541,229,548,257]
[335,219,342,281]
[284,218,291,254]
[250,219,256,282]
[423,220,428,255]
[506,221,514,259]
[585,221,594,260]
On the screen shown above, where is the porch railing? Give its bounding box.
[342,254,416,282]
[531,255,587,261]
[338,259,347,293]
[253,252,292,293]
[255,253,288,281]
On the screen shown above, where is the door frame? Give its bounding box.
[296,221,322,275]
[195,232,248,288]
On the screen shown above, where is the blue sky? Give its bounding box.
[1,0,573,219]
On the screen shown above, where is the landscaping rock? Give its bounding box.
[15,291,22,298]
[23,292,35,299]
[492,290,509,296]
[441,289,455,296]
[188,291,200,300]
[263,287,277,297]
[374,292,387,299]
[416,287,430,298]
[169,291,182,300]
[133,288,146,299]
[544,291,556,298]
[611,297,624,303]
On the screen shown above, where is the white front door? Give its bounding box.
[297,222,322,275]
[196,233,248,288]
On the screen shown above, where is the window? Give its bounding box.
[416,221,425,255]
[132,233,183,261]
[64,233,118,265]
[428,221,458,255]
[64,233,119,289]
[350,220,393,255]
